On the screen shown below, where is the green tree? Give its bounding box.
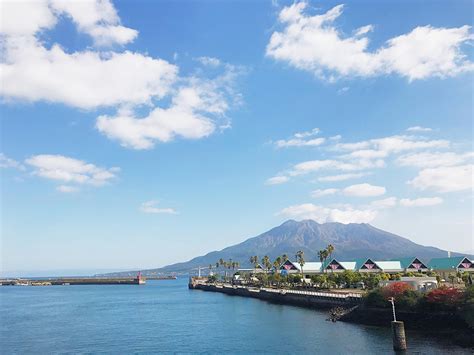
[318,249,329,272]
[311,274,327,288]
[448,273,456,286]
[296,250,305,283]
[326,244,335,260]
[250,256,259,271]
[262,256,272,275]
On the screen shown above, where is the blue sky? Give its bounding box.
[1,0,473,274]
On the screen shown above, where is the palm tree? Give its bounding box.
[296,250,305,283]
[318,249,330,273]
[273,260,280,273]
[274,256,282,271]
[250,256,259,270]
[327,244,335,260]
[208,264,213,276]
[262,256,271,274]
[282,254,288,262]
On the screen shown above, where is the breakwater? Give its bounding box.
[188,278,362,309]
[1,277,145,286]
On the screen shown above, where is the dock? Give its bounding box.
[1,275,146,286]
[189,278,362,309]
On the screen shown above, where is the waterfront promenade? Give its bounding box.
[189,278,363,309]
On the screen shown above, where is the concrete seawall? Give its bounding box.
[189,281,362,309]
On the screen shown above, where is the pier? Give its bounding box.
[189,278,362,309]
[1,274,145,286]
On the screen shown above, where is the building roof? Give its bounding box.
[295,262,323,272]
[393,257,428,269]
[339,261,357,270]
[373,261,403,271]
[428,256,471,270]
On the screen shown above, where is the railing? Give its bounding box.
[190,278,363,299]
[260,287,363,299]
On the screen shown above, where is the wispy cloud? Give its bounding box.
[140,200,178,214]
[25,154,118,188]
[342,183,386,197]
[265,176,289,185]
[400,197,443,207]
[311,188,339,198]
[0,153,25,171]
[407,126,433,132]
[274,128,324,148]
[278,203,378,224]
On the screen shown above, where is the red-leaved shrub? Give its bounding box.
[381,282,413,301]
[425,287,463,305]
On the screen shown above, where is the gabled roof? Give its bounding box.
[394,257,428,269]
[280,260,298,271]
[359,258,381,270]
[352,258,369,269]
[326,259,344,270]
[429,256,472,270]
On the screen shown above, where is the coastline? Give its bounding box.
[189,279,474,348]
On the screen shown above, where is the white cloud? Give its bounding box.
[409,164,473,193]
[407,126,432,132]
[278,203,377,224]
[1,40,177,109]
[370,197,397,209]
[265,176,289,185]
[96,67,240,149]
[0,0,242,149]
[25,155,118,187]
[275,137,325,148]
[56,185,79,193]
[317,172,369,182]
[266,3,473,81]
[336,135,449,154]
[290,158,383,176]
[0,153,25,170]
[397,151,473,168]
[275,128,324,148]
[196,56,221,67]
[343,183,386,197]
[0,0,137,45]
[294,128,320,138]
[400,197,443,207]
[311,188,339,198]
[354,25,373,37]
[140,200,178,214]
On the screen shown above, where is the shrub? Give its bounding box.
[364,288,387,308]
[425,286,463,305]
[381,282,413,301]
[461,285,474,328]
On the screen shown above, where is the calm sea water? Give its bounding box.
[0,278,469,354]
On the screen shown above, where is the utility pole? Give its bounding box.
[388,297,407,350]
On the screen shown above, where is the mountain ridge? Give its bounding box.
[100,220,465,276]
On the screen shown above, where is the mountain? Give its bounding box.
[100,220,460,276]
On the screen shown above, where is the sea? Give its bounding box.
[0,278,470,354]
